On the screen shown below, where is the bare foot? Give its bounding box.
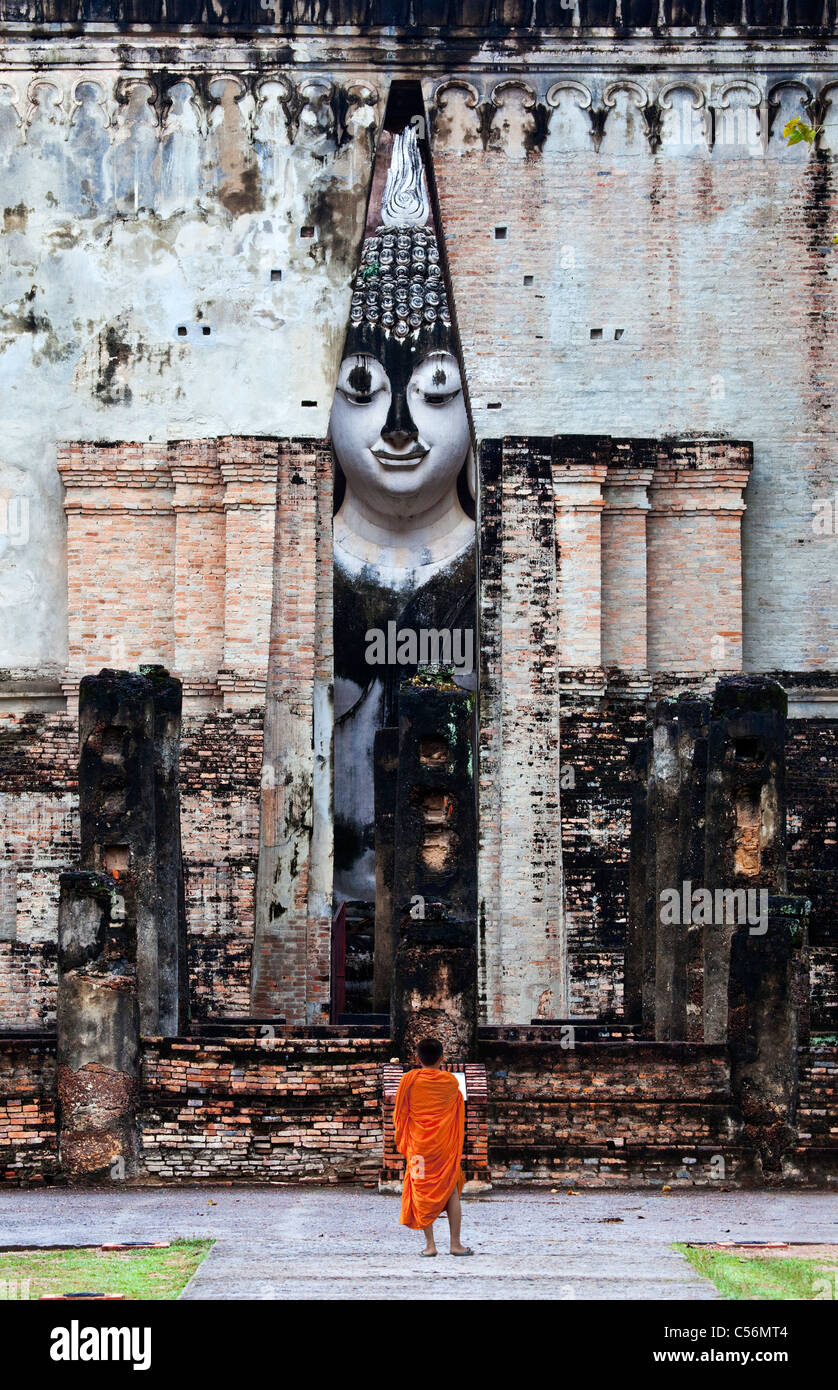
[449,1242,471,1255]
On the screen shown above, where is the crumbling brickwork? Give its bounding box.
[140,1033,387,1184]
[179,707,264,1018]
[0,713,77,1026]
[2,675,836,1031]
[787,716,838,1031]
[252,441,334,1024]
[798,1045,838,1156]
[0,705,263,1023]
[0,1038,59,1185]
[2,1030,836,1188]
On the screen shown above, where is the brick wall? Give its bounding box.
[59,443,177,678]
[252,440,334,1023]
[0,713,76,1027]
[478,438,565,1024]
[797,1045,838,1152]
[139,1034,388,1184]
[0,1038,59,1184]
[0,705,264,1024]
[482,1037,742,1185]
[0,1032,835,1187]
[430,74,838,673]
[179,708,264,1019]
[787,719,838,1032]
[58,436,299,712]
[559,673,648,1017]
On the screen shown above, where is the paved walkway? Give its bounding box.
[1,1187,836,1300]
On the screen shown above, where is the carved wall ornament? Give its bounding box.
[24,79,66,141]
[545,80,594,112]
[429,79,481,149]
[658,82,710,150]
[486,79,548,155]
[765,79,815,143]
[602,79,650,110]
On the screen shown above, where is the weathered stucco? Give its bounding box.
[3,33,838,678]
[0,44,380,670]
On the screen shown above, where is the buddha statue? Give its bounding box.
[330,124,475,906]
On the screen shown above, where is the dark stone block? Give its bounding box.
[372,725,398,1014]
[632,676,790,1055]
[56,869,139,1181]
[391,682,478,1060]
[728,895,810,1174]
[77,667,187,1037]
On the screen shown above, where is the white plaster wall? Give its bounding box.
[0,59,381,670]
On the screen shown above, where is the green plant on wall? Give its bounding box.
[783,116,821,146]
[783,119,838,244]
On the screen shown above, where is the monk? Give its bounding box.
[393,1036,474,1257]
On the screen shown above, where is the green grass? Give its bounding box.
[677,1244,837,1301]
[0,1239,213,1301]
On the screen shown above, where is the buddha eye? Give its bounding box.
[339,386,377,406]
[422,387,461,406]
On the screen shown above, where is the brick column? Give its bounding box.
[390,685,477,1061]
[170,441,225,711]
[57,871,139,1182]
[251,440,333,1023]
[646,439,753,674]
[58,443,176,708]
[218,438,280,712]
[729,895,811,1175]
[601,442,654,669]
[552,438,610,669]
[478,437,564,1025]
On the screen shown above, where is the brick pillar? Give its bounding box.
[641,697,710,1041]
[728,895,810,1175]
[372,726,399,1016]
[251,440,333,1023]
[625,739,648,1024]
[58,442,176,711]
[679,701,711,1044]
[218,438,279,711]
[478,438,565,1025]
[646,439,752,673]
[633,676,790,1052]
[601,442,654,669]
[391,683,478,1061]
[78,666,188,1037]
[552,438,610,668]
[57,871,139,1182]
[703,676,788,1043]
[170,440,225,711]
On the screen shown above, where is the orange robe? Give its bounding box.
[393,1067,465,1230]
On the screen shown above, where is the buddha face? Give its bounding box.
[330,343,471,521]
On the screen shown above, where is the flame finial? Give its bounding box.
[381,125,430,228]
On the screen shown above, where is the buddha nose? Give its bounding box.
[381,390,418,449]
